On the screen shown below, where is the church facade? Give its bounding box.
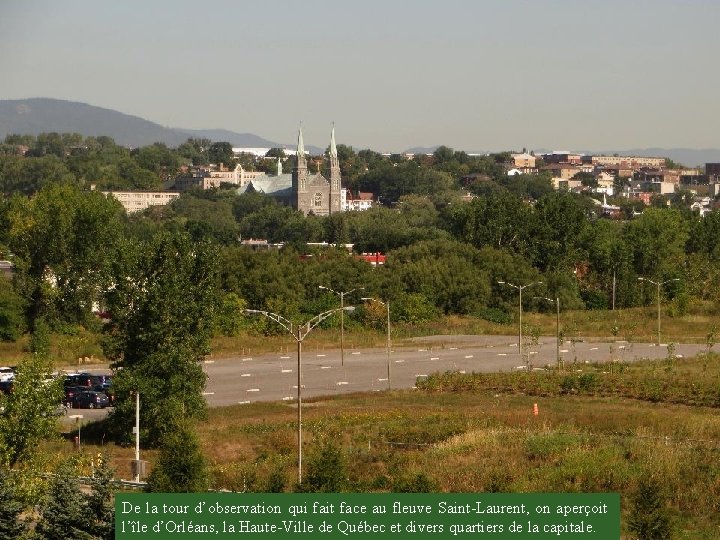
[237,127,342,216]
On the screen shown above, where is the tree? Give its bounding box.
[0,473,25,540]
[146,420,209,493]
[628,476,673,540]
[0,276,25,341]
[6,184,124,327]
[85,457,115,540]
[297,440,346,493]
[0,338,62,467]
[208,142,234,167]
[33,466,92,540]
[103,231,219,446]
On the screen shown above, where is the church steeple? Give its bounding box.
[328,124,341,214]
[297,126,307,170]
[292,126,308,202]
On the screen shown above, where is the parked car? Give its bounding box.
[0,380,13,395]
[0,366,16,382]
[64,385,87,408]
[72,390,110,409]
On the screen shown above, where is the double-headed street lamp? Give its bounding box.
[244,306,354,484]
[537,296,561,368]
[319,286,364,366]
[637,277,680,346]
[361,297,391,389]
[498,280,543,363]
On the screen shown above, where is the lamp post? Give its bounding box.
[498,280,543,363]
[245,306,354,484]
[361,298,391,389]
[319,286,364,366]
[637,277,680,346]
[538,296,561,368]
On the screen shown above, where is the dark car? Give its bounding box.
[63,385,87,407]
[72,390,110,409]
[0,380,13,395]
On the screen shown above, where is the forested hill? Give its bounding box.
[0,98,286,149]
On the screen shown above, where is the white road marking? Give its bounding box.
[395,359,405,363]
[242,357,252,361]
[336,381,349,386]
[202,392,215,395]
[292,385,306,389]
[247,388,260,392]
[464,355,474,359]
[204,360,215,364]
[280,356,290,359]
[317,354,326,357]
[281,369,292,373]
[590,347,598,350]
[282,396,294,401]
[498,353,507,356]
[416,374,427,378]
[351,352,361,355]
[560,349,569,353]
[241,373,251,377]
[450,347,458,350]
[430,357,439,360]
[238,400,251,404]
[321,366,331,370]
[378,378,388,382]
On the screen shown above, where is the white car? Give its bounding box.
[0,367,15,382]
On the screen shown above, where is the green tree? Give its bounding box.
[0,275,25,341]
[0,345,62,467]
[297,440,346,493]
[628,476,673,540]
[208,142,234,167]
[85,457,115,540]
[6,184,124,327]
[0,473,25,540]
[146,420,209,493]
[103,231,219,446]
[33,465,92,540]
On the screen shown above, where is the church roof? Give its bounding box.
[238,174,292,195]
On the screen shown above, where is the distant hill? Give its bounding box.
[0,98,291,149]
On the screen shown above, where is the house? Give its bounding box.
[342,189,374,211]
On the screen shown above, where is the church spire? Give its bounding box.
[297,126,307,169]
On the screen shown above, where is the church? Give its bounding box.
[237,127,342,216]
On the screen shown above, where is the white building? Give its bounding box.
[102,191,180,213]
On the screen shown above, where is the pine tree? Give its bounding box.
[146,420,209,493]
[85,456,115,540]
[0,473,25,540]
[34,467,93,540]
[628,476,673,540]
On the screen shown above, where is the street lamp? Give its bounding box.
[244,306,354,484]
[498,280,543,364]
[537,296,561,368]
[637,277,680,346]
[319,286,364,366]
[361,298,391,390]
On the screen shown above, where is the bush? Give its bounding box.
[628,476,673,540]
[296,441,346,493]
[476,306,512,325]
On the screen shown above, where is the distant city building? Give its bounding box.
[706,163,720,181]
[591,155,665,169]
[102,190,180,213]
[174,164,265,191]
[509,153,538,173]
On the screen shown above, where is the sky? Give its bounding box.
[1,0,719,153]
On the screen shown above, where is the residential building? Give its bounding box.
[509,153,538,173]
[102,190,180,213]
[542,163,580,180]
[341,189,374,211]
[591,155,665,169]
[542,152,583,165]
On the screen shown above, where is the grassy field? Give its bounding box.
[45,352,720,539]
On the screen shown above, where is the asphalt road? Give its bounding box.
[203,335,707,407]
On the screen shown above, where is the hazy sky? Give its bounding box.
[1,1,718,152]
